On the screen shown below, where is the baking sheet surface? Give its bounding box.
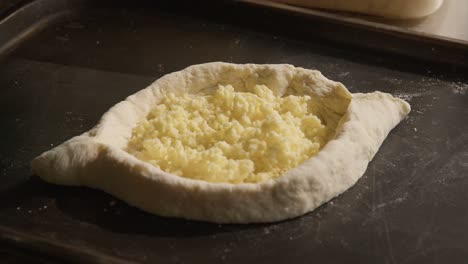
[0,1,467,263]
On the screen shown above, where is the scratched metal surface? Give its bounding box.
[0,1,467,263]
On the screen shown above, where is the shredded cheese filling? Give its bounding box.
[127,85,332,183]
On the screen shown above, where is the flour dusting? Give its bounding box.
[451,82,468,95]
[394,92,424,101]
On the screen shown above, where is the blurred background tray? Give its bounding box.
[250,0,468,43]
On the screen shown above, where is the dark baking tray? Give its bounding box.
[1,0,467,263]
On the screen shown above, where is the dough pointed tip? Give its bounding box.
[30,136,100,186]
[399,98,411,116]
[388,93,411,117]
[31,154,47,177]
[30,149,73,185]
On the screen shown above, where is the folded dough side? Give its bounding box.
[31,88,410,223]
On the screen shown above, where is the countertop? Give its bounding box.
[367,0,468,42]
[288,0,468,43]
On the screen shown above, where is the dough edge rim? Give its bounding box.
[31,62,411,223]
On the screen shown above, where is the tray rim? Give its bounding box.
[2,0,468,71]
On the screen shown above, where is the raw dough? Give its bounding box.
[270,0,443,19]
[31,62,410,223]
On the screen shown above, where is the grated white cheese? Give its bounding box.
[127,85,332,183]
